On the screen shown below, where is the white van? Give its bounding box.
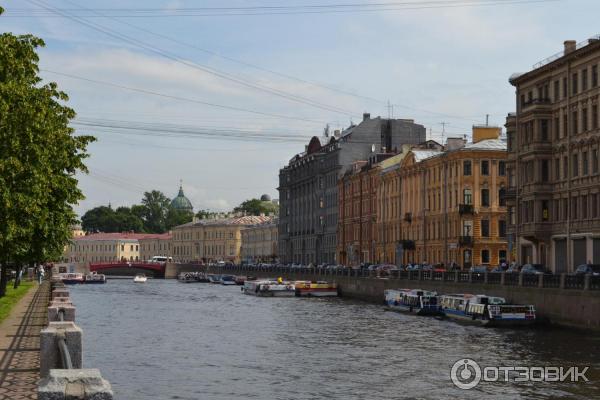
[150,256,173,263]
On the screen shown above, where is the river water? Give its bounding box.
[69,280,600,400]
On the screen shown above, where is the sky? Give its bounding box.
[2,0,598,216]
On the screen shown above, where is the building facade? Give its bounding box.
[240,219,278,264]
[278,114,426,265]
[171,215,273,264]
[506,37,600,272]
[139,233,172,262]
[64,233,158,263]
[398,127,508,268]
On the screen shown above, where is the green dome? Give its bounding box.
[170,185,193,212]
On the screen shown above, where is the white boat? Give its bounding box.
[384,289,442,316]
[133,273,148,283]
[221,275,236,285]
[242,280,295,297]
[439,294,536,327]
[84,272,106,284]
[294,281,338,297]
[58,273,85,284]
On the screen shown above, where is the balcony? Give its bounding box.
[404,213,412,223]
[520,98,552,113]
[459,204,474,215]
[459,236,473,247]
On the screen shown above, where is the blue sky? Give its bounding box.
[2,0,598,215]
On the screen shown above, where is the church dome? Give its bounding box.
[260,194,272,202]
[170,184,193,212]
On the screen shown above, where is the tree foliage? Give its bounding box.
[0,18,95,296]
[233,198,278,216]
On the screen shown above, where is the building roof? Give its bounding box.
[463,138,507,151]
[137,233,172,241]
[170,184,193,212]
[72,232,164,241]
[412,150,443,162]
[174,215,273,229]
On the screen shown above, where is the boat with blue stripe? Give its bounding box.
[439,294,536,327]
[384,289,443,316]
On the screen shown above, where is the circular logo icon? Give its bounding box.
[451,358,482,390]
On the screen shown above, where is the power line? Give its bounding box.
[8,0,561,17]
[27,0,359,118]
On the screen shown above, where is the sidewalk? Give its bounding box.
[0,281,49,400]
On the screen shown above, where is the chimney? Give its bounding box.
[446,137,466,151]
[363,112,370,121]
[564,40,576,54]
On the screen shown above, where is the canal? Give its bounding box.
[69,280,600,399]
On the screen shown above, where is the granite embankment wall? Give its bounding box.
[170,264,600,331]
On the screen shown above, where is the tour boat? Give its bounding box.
[221,275,236,285]
[59,273,85,285]
[294,281,338,297]
[242,280,296,297]
[208,274,222,284]
[439,294,536,327]
[133,273,148,283]
[84,272,106,284]
[384,289,442,316]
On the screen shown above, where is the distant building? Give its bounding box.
[64,232,161,263]
[240,218,278,264]
[506,37,600,272]
[139,233,172,262]
[278,114,426,265]
[170,183,193,212]
[171,215,273,264]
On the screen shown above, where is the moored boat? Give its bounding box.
[221,275,236,285]
[133,273,147,283]
[177,272,209,283]
[242,280,295,297]
[84,272,106,284]
[384,289,442,316]
[59,273,85,284]
[208,274,222,284]
[439,294,536,327]
[294,281,338,297]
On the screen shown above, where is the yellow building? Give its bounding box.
[397,127,508,268]
[171,215,273,264]
[139,233,172,262]
[64,233,159,263]
[240,218,278,264]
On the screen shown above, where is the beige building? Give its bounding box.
[171,215,273,264]
[139,233,172,262]
[240,219,278,264]
[506,37,600,272]
[64,233,160,263]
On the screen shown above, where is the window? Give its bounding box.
[121,245,124,251]
[554,117,560,140]
[582,196,588,219]
[541,159,549,182]
[463,188,472,205]
[573,154,579,177]
[542,200,549,221]
[572,72,578,95]
[499,249,507,263]
[481,160,489,176]
[499,188,506,207]
[593,65,598,88]
[481,189,490,207]
[594,149,599,174]
[593,105,599,130]
[554,80,560,102]
[563,77,567,99]
[499,220,507,238]
[573,110,578,134]
[481,249,490,264]
[563,156,568,179]
[583,151,589,175]
[555,157,560,179]
[498,161,506,176]
[463,160,472,176]
[583,108,589,131]
[571,196,578,220]
[540,119,549,140]
[582,68,588,91]
[481,219,490,237]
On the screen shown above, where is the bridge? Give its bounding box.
[89,262,167,278]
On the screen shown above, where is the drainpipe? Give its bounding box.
[566,59,572,272]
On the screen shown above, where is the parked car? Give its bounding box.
[469,266,488,274]
[574,264,600,276]
[520,263,551,274]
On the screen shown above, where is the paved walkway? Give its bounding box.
[0,281,49,400]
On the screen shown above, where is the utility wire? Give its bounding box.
[27,0,359,118]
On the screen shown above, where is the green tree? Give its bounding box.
[81,206,115,233]
[140,190,170,233]
[165,208,193,230]
[0,17,94,296]
[195,209,215,220]
[234,198,278,216]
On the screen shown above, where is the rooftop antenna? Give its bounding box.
[486,114,489,126]
[387,100,394,118]
[440,122,447,145]
[323,124,330,137]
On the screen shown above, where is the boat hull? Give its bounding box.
[62,279,84,285]
[386,302,442,316]
[296,289,338,297]
[442,309,535,327]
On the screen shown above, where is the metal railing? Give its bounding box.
[215,265,599,291]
